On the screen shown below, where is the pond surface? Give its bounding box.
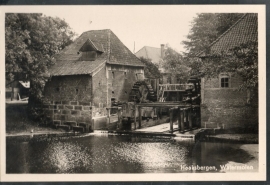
[6,134,256,173]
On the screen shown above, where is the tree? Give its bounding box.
[139,57,161,79]
[201,41,258,92]
[182,13,243,56]
[5,13,76,119]
[162,47,190,83]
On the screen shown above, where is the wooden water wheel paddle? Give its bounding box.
[129,80,157,103]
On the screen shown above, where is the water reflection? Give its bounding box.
[6,135,256,173]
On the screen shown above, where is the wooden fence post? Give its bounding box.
[188,107,193,129]
[134,105,137,130]
[138,106,142,129]
[178,107,181,132]
[106,108,111,124]
[185,108,189,128]
[181,109,185,132]
[169,108,173,133]
[117,107,122,129]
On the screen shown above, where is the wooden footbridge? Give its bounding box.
[104,101,201,140]
[134,102,200,133]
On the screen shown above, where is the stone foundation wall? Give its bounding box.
[43,101,92,125]
[43,75,93,124]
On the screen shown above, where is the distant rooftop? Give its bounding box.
[135,46,161,65]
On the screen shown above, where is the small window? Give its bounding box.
[76,88,79,94]
[55,87,60,92]
[220,74,230,88]
[112,71,115,79]
[221,78,229,88]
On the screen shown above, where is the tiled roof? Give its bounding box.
[135,46,161,65]
[49,29,144,76]
[199,13,258,57]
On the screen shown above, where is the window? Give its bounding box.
[221,78,229,87]
[220,74,230,88]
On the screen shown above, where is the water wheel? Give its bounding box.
[129,80,157,103]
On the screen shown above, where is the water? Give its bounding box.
[6,134,256,173]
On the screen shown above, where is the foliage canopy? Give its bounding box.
[182,13,244,56]
[139,57,161,79]
[5,13,76,102]
[202,41,258,91]
[162,47,190,83]
[183,13,257,92]
[6,13,76,119]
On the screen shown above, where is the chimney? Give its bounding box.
[161,44,165,59]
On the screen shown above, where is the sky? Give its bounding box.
[0,5,263,53]
[0,5,266,182]
[41,6,198,53]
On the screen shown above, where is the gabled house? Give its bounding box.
[135,45,164,68]
[198,13,258,130]
[135,44,178,84]
[43,29,145,129]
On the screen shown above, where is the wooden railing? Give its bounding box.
[159,83,194,91]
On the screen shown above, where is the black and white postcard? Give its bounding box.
[0,4,266,182]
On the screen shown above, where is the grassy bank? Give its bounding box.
[6,104,64,135]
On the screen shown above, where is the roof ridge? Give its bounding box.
[144,46,160,49]
[135,46,146,55]
[82,29,111,33]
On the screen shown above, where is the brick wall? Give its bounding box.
[201,74,258,129]
[44,75,92,102]
[204,74,243,89]
[92,65,108,117]
[43,75,92,124]
[107,64,144,104]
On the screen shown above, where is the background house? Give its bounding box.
[198,13,258,130]
[43,29,145,128]
[135,44,178,84]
